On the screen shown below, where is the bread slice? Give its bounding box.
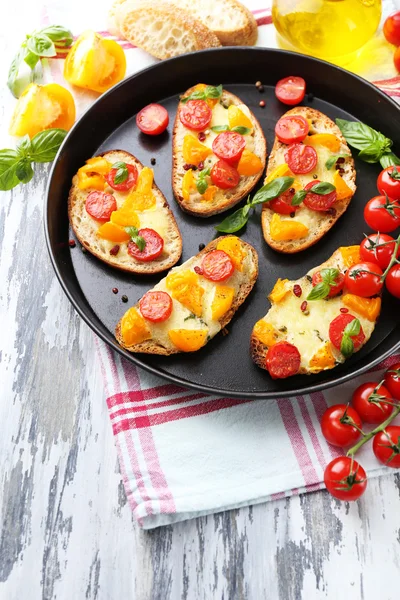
[262,107,356,253]
[116,236,258,354]
[109,0,257,47]
[68,150,182,274]
[172,86,267,217]
[250,246,381,377]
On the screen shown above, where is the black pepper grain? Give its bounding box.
[313,174,318,179]
[150,157,156,165]
[81,246,87,253]
[122,295,128,303]
[308,92,314,102]
[290,212,296,218]
[336,157,345,164]
[258,85,265,93]
[198,243,205,250]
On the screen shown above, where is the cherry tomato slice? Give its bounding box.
[139,291,173,322]
[395,46,400,74]
[179,100,212,131]
[136,103,169,135]
[344,261,383,297]
[85,191,117,222]
[351,381,393,424]
[373,426,400,468]
[383,11,400,46]
[303,180,337,211]
[364,195,400,233]
[269,188,298,214]
[210,160,240,189]
[201,250,234,282]
[275,115,309,144]
[321,404,362,447]
[275,76,306,106]
[285,144,317,174]
[329,313,366,351]
[265,341,301,379]
[360,233,398,270]
[105,163,138,191]
[386,264,400,298]
[128,228,164,262]
[377,166,400,200]
[312,270,344,297]
[324,457,367,501]
[212,131,246,164]
[384,362,400,400]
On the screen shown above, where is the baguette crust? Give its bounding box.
[172,87,267,217]
[262,107,356,253]
[68,150,182,274]
[116,236,258,354]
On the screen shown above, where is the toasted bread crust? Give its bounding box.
[262,107,356,253]
[172,87,267,217]
[68,150,182,274]
[116,236,259,354]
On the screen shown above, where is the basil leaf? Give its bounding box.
[27,33,56,57]
[0,150,20,191]
[292,190,307,206]
[125,226,146,251]
[325,154,350,170]
[307,282,330,301]
[15,159,34,184]
[8,48,33,98]
[321,267,339,285]
[358,143,385,163]
[16,135,32,158]
[181,90,205,103]
[344,318,361,338]
[211,125,229,133]
[196,177,208,195]
[231,126,251,135]
[29,128,67,162]
[380,152,400,169]
[37,25,73,47]
[24,50,40,69]
[310,181,336,195]
[111,162,128,184]
[251,176,295,206]
[336,119,391,151]
[340,335,354,358]
[215,207,249,233]
[390,166,400,181]
[205,84,222,99]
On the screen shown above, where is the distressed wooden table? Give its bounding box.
[1,2,400,599]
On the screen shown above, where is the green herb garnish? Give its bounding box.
[307,268,340,301]
[340,318,361,358]
[336,119,399,169]
[125,227,146,252]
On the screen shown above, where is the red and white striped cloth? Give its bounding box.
[40,0,400,527]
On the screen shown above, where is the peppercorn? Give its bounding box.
[259,100,266,108]
[122,295,128,303]
[150,157,156,165]
[69,239,76,248]
[112,288,118,294]
[110,245,120,256]
[198,243,205,250]
[308,92,314,102]
[258,85,264,93]
[198,132,206,142]
[81,246,87,253]
[293,284,302,297]
[313,174,318,179]
[255,80,262,88]
[336,157,345,164]
[290,212,296,218]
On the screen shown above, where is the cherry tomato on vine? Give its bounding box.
[364,195,400,233]
[383,11,400,46]
[373,426,400,468]
[275,76,306,105]
[360,233,398,270]
[386,264,400,298]
[351,382,393,424]
[344,262,383,297]
[324,457,367,501]
[321,404,362,447]
[377,166,400,200]
[384,362,400,400]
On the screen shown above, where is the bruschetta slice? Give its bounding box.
[262,107,356,253]
[116,236,258,354]
[68,150,182,274]
[251,245,381,378]
[172,84,267,217]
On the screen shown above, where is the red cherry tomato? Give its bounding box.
[285,144,317,174]
[275,115,309,144]
[395,46,400,73]
[265,341,301,379]
[85,191,117,222]
[384,362,400,400]
[321,404,362,447]
[201,250,234,282]
[373,426,400,468]
[324,457,367,501]
[360,233,398,270]
[269,187,298,214]
[303,180,337,211]
[351,382,393,424]
[212,131,246,164]
[383,11,400,46]
[275,76,306,105]
[210,160,240,189]
[139,291,173,322]
[128,228,164,262]
[329,313,366,351]
[179,100,212,131]
[377,166,400,200]
[344,262,383,297]
[105,163,138,191]
[364,195,400,233]
[312,270,344,297]
[386,264,400,298]
[136,103,169,135]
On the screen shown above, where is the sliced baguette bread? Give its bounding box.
[172,85,267,217]
[116,235,258,354]
[262,107,356,253]
[68,150,182,274]
[109,0,258,47]
[250,245,381,378]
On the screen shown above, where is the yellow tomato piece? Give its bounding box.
[166,270,204,316]
[120,308,151,347]
[9,83,75,138]
[110,208,140,228]
[342,294,381,322]
[183,135,212,166]
[136,167,153,193]
[269,214,309,241]
[81,156,112,175]
[265,163,293,184]
[201,185,218,202]
[182,169,195,201]
[211,285,235,320]
[340,245,361,268]
[253,320,278,347]
[64,31,126,94]
[97,222,131,242]
[333,170,354,201]
[217,236,245,272]
[77,156,112,190]
[268,278,289,303]
[228,105,253,131]
[305,133,341,152]
[309,343,336,371]
[237,149,263,176]
[166,270,198,289]
[168,329,208,352]
[126,167,156,211]
[77,173,106,191]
